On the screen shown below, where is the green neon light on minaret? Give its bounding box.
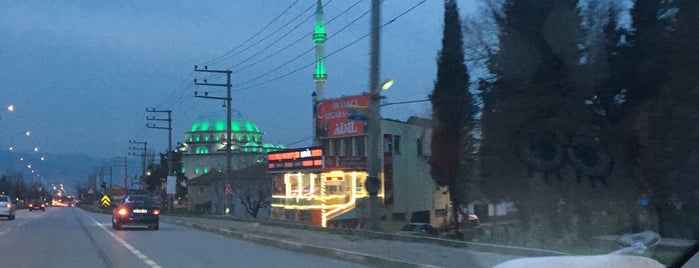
[313,0,327,81]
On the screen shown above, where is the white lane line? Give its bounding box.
[87,216,162,268]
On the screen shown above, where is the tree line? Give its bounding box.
[431,0,698,246]
[0,173,52,201]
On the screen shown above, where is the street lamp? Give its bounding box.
[7,105,14,112]
[366,78,393,231]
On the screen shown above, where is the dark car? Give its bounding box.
[399,223,438,236]
[111,195,160,230]
[28,199,46,211]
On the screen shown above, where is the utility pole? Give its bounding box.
[115,157,128,191]
[146,108,173,174]
[128,140,148,194]
[100,166,113,188]
[366,0,382,231]
[145,103,172,210]
[194,65,232,215]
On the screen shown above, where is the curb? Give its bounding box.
[161,218,438,268]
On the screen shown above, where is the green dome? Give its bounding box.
[189,117,262,134]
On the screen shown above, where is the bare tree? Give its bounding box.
[230,164,272,218]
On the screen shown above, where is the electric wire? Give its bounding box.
[195,1,326,82]
[230,1,332,70]
[284,136,315,147]
[210,0,316,67]
[233,0,428,91]
[233,0,378,88]
[234,0,363,73]
[201,0,301,67]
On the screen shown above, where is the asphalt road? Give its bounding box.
[0,207,365,268]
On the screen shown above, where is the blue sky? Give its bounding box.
[0,0,477,159]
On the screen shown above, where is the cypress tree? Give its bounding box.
[430,0,472,237]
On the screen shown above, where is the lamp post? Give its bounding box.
[366,79,393,231]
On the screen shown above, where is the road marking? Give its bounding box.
[87,216,162,268]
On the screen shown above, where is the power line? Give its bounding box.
[234,1,378,88]
[202,0,301,66]
[381,99,429,107]
[284,136,314,147]
[235,0,363,73]
[230,1,328,70]
[232,0,428,91]
[212,0,323,67]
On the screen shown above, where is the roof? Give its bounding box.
[188,117,262,134]
[188,163,269,185]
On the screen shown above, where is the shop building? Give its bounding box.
[269,94,448,230]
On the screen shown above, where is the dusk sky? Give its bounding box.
[0,0,477,159]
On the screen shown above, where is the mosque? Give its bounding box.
[179,115,284,215]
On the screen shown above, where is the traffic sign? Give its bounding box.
[101,195,111,207]
[88,188,94,194]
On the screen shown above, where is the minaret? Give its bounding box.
[313,0,328,100]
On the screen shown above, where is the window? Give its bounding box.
[394,135,401,154]
[217,165,223,173]
[355,136,366,156]
[194,167,200,174]
[203,166,209,174]
[321,140,329,155]
[181,166,186,174]
[331,138,341,155]
[343,137,352,156]
[195,147,209,154]
[198,187,204,194]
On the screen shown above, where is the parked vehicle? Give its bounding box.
[0,195,15,220]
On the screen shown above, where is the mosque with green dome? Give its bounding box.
[178,116,285,180]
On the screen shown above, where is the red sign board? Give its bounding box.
[316,95,369,138]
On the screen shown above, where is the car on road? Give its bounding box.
[28,199,46,211]
[399,223,438,236]
[0,195,15,220]
[112,195,160,230]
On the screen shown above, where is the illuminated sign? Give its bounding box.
[268,148,322,161]
[268,147,323,172]
[316,95,369,138]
